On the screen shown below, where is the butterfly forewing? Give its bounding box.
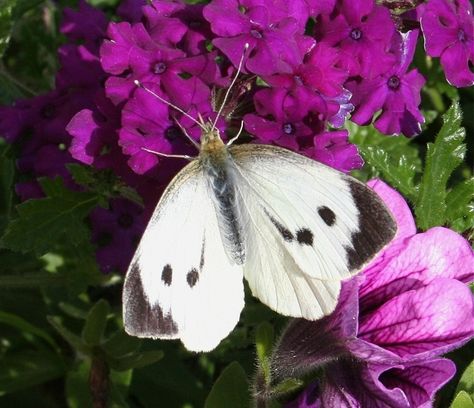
[123,161,244,352]
[228,144,396,319]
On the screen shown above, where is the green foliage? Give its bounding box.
[415,101,466,230]
[455,360,474,399]
[0,0,16,58]
[451,391,474,408]
[204,362,250,408]
[0,177,100,255]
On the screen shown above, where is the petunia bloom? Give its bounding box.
[272,180,474,408]
[420,0,474,87]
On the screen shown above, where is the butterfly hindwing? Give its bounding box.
[229,144,396,319]
[123,161,244,352]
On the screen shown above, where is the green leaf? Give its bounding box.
[108,350,164,372]
[48,315,89,354]
[0,350,65,394]
[0,177,100,255]
[256,322,274,383]
[102,330,142,358]
[205,362,250,408]
[451,391,474,408]
[65,361,94,408]
[446,178,474,227]
[358,146,419,201]
[349,124,421,201]
[455,359,474,397]
[82,300,111,346]
[67,163,144,208]
[415,101,466,230]
[0,0,16,58]
[0,310,57,348]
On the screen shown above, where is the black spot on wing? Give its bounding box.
[264,208,294,242]
[296,228,313,246]
[123,264,178,336]
[161,264,172,286]
[344,180,397,271]
[187,268,199,288]
[318,206,336,226]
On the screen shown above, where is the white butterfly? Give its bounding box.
[122,114,397,352]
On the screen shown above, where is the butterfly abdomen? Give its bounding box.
[203,155,246,265]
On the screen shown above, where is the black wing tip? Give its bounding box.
[345,179,398,272]
[123,263,179,337]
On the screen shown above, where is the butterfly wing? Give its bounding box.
[123,161,244,352]
[230,144,396,319]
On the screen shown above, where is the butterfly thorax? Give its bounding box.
[198,126,246,265]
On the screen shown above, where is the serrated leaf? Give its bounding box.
[108,350,164,371]
[415,101,466,230]
[358,145,418,201]
[446,179,474,226]
[451,391,474,408]
[0,177,100,255]
[455,360,474,397]
[205,362,250,408]
[0,350,65,394]
[82,299,110,346]
[0,310,57,348]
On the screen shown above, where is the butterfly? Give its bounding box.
[122,114,397,352]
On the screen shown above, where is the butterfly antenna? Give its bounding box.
[227,120,244,146]
[211,43,249,131]
[173,118,200,150]
[134,80,206,131]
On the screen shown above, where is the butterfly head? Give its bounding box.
[199,121,226,158]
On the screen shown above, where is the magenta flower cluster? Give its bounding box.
[278,180,474,408]
[0,0,472,274]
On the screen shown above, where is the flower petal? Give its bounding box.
[359,278,474,359]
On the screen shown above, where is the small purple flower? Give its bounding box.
[273,180,474,408]
[310,130,364,173]
[60,0,108,43]
[244,88,362,172]
[348,30,426,136]
[315,0,396,78]
[420,0,474,87]
[203,0,314,76]
[90,198,146,274]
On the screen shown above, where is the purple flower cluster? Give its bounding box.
[420,0,474,87]
[0,0,472,274]
[275,180,474,408]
